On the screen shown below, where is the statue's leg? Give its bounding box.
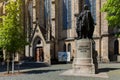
[77,31,79,38]
[83,32,87,38]
[80,31,84,39]
[79,31,82,39]
[88,30,93,39]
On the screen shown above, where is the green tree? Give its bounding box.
[102,0,120,27]
[0,0,27,74]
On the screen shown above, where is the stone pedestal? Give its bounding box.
[117,55,120,62]
[73,39,95,74]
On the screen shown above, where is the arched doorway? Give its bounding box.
[35,47,44,62]
[68,43,71,60]
[68,43,71,52]
[64,44,66,52]
[33,36,44,62]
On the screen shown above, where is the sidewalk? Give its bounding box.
[0,62,120,80]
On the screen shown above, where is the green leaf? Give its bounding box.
[102,0,120,27]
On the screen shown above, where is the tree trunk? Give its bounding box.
[12,53,15,74]
[17,61,20,73]
[7,59,10,74]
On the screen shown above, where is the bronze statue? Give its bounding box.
[76,4,95,39]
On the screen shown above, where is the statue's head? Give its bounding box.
[84,4,89,10]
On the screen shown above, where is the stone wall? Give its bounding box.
[24,0,116,63]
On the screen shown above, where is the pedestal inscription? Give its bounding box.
[77,41,91,58]
[73,39,95,74]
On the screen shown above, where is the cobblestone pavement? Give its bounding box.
[0,62,120,80]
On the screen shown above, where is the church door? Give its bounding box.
[35,47,44,62]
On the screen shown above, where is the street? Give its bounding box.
[0,62,120,80]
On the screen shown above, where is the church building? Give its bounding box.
[0,0,120,64]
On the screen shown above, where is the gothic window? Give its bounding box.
[85,0,96,22]
[62,0,72,29]
[28,1,33,28]
[28,1,33,39]
[44,0,51,28]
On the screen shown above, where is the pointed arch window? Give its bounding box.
[62,0,72,29]
[44,0,51,28]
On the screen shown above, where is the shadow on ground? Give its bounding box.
[98,68,120,73]
[0,62,49,73]
[22,69,66,74]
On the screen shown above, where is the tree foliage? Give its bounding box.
[102,0,120,27]
[0,0,27,54]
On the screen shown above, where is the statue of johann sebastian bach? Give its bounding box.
[76,4,95,39]
[74,5,98,74]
